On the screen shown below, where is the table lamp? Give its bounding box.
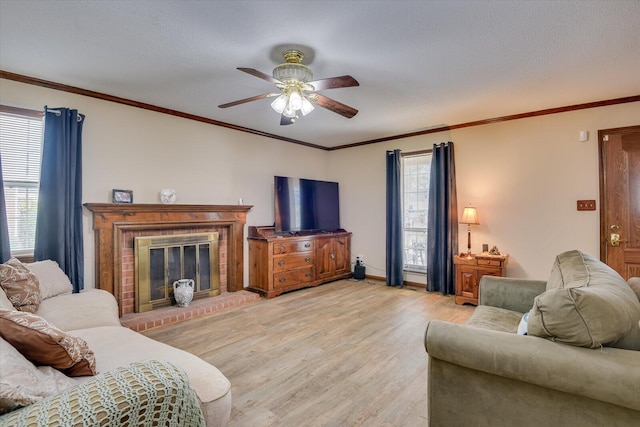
[460,206,479,259]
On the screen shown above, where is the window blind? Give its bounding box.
[0,111,43,254]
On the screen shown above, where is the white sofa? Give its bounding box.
[0,260,231,426]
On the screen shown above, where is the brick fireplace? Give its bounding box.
[84,204,253,321]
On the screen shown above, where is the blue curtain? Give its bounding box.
[34,107,84,292]
[427,142,458,294]
[386,149,404,287]
[0,152,11,263]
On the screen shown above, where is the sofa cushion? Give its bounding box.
[528,250,640,348]
[0,337,75,414]
[37,289,121,331]
[26,260,73,300]
[0,309,97,376]
[0,258,41,312]
[465,305,523,333]
[69,326,231,404]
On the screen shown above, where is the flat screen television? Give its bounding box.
[274,176,341,233]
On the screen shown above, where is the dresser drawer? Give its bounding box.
[273,254,315,272]
[273,267,315,289]
[477,259,502,267]
[272,240,314,255]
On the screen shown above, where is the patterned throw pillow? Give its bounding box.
[26,260,73,300]
[0,337,76,414]
[0,309,97,377]
[0,258,42,312]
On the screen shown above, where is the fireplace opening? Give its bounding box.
[134,232,221,312]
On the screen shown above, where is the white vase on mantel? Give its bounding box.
[160,188,177,204]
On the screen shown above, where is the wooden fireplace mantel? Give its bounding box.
[84,203,252,314]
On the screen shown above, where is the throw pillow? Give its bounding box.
[26,260,73,300]
[546,249,590,290]
[528,250,640,348]
[0,309,97,377]
[0,258,42,312]
[0,287,13,310]
[0,337,76,414]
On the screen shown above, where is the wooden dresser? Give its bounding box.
[454,253,508,305]
[248,226,352,298]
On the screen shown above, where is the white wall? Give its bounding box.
[2,77,639,286]
[0,78,330,288]
[330,102,640,282]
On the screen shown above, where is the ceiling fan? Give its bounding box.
[218,49,359,125]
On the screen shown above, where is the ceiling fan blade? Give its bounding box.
[280,114,295,126]
[218,93,277,109]
[308,75,359,91]
[237,67,281,84]
[310,94,358,119]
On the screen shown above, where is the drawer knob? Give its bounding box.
[279,246,285,253]
[305,257,311,262]
[305,273,312,278]
[278,260,285,266]
[304,243,311,248]
[279,277,286,283]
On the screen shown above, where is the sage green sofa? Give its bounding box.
[424,250,640,427]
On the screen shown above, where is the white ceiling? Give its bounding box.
[1,1,639,149]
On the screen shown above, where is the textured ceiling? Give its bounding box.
[1,1,639,148]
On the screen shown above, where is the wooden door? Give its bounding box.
[599,125,640,279]
[333,236,350,275]
[316,237,333,279]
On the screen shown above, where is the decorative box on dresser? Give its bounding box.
[248,226,352,298]
[454,253,508,305]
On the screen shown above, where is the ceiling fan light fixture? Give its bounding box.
[300,97,315,116]
[221,48,358,125]
[273,63,313,82]
[283,106,297,118]
[272,50,313,83]
[270,94,288,114]
[289,90,303,110]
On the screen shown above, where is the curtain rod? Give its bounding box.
[44,106,84,122]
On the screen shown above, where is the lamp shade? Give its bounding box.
[270,94,288,114]
[460,207,479,225]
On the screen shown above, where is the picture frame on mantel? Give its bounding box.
[112,189,133,204]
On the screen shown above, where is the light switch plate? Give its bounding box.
[577,200,596,211]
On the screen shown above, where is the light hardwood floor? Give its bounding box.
[143,279,475,426]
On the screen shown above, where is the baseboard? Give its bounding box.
[361,274,424,290]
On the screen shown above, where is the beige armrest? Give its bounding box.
[424,320,640,412]
[479,276,546,312]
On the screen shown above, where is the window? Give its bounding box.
[0,107,43,255]
[402,152,432,272]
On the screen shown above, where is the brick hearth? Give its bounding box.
[120,290,260,332]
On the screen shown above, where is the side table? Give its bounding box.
[454,253,508,305]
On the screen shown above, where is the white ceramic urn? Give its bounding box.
[173,279,194,307]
